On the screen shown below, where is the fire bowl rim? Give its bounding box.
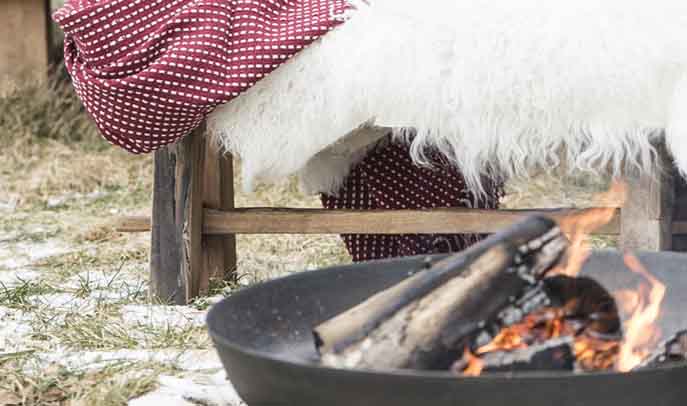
[208,250,687,382]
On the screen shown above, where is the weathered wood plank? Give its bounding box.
[149,128,205,304]
[202,207,621,235]
[201,137,238,292]
[178,130,206,301]
[122,213,687,236]
[620,142,675,251]
[316,216,567,371]
[150,147,185,304]
[0,0,50,84]
[219,151,238,280]
[116,216,151,233]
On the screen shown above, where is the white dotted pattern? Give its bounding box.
[53,0,350,153]
[322,137,504,262]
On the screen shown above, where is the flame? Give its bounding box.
[462,347,485,377]
[613,289,641,316]
[458,256,666,375]
[455,183,667,376]
[574,337,619,371]
[615,253,666,372]
[554,182,626,278]
[476,323,532,354]
[461,305,619,375]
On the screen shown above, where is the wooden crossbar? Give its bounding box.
[117,208,687,236]
[203,207,621,235]
[139,128,686,305]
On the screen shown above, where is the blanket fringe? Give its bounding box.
[209,0,687,196]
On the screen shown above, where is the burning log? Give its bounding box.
[635,331,687,369]
[453,337,576,375]
[543,276,621,337]
[664,333,687,362]
[314,216,568,370]
[462,275,624,374]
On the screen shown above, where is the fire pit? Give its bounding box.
[207,238,687,406]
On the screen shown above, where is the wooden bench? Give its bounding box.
[5,2,685,305]
[0,0,51,85]
[117,125,687,304]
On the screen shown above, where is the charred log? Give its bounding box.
[635,331,687,369]
[462,275,624,373]
[543,276,622,336]
[314,216,568,371]
[453,337,575,375]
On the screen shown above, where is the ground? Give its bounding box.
[0,48,616,406]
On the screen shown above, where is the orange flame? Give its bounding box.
[574,337,619,371]
[615,253,666,372]
[462,347,485,377]
[554,182,626,278]
[456,183,667,376]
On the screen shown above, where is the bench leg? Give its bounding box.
[620,142,675,252]
[150,125,237,304]
[150,127,205,304]
[201,136,238,291]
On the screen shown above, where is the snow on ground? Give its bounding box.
[0,270,40,286]
[35,349,223,373]
[121,305,206,330]
[0,239,72,271]
[0,209,247,405]
[130,371,244,406]
[0,308,34,353]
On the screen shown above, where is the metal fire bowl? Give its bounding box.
[207,251,687,406]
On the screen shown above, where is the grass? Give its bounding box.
[0,280,59,309]
[0,4,217,403]
[0,68,345,403]
[0,23,620,403]
[0,356,175,406]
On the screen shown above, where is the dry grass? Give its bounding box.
[0,357,175,406]
[0,29,618,403]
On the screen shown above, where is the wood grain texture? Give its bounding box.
[202,207,621,235]
[620,142,675,251]
[150,146,185,304]
[201,137,238,292]
[178,129,205,302]
[149,129,205,304]
[122,214,687,236]
[0,0,50,83]
[116,216,151,232]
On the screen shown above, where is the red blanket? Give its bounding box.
[54,0,350,153]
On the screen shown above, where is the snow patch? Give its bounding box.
[65,271,148,302]
[0,270,40,286]
[0,308,34,352]
[36,349,223,372]
[130,371,244,406]
[28,293,94,311]
[0,197,18,212]
[121,305,206,330]
[46,190,109,209]
[0,239,72,270]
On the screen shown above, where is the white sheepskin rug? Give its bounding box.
[208,0,687,194]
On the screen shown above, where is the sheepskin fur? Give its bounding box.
[208,0,687,194]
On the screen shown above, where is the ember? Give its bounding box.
[457,252,667,376]
[458,302,621,374]
[313,183,681,377]
[456,183,669,376]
